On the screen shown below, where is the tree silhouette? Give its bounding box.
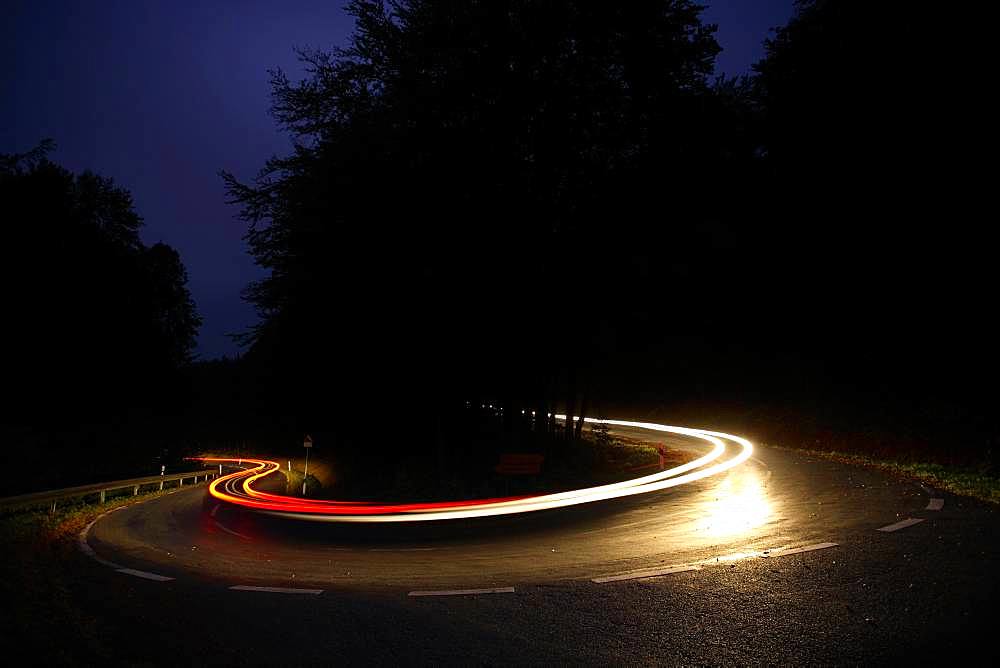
[223,0,748,463]
[0,141,201,491]
[750,0,994,448]
[142,242,201,368]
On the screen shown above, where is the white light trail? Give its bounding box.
[200,417,754,523]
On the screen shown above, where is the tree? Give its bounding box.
[142,242,202,367]
[223,0,744,456]
[0,141,201,425]
[751,1,994,425]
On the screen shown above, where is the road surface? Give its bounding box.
[61,428,1000,663]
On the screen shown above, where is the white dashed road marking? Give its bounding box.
[593,543,839,583]
[763,542,839,557]
[408,587,515,597]
[926,498,944,511]
[878,518,925,532]
[592,564,700,583]
[117,568,174,582]
[212,519,251,540]
[229,586,323,594]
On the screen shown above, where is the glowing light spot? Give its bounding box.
[697,470,771,538]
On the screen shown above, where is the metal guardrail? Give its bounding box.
[0,469,219,513]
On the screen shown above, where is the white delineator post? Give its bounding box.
[302,435,313,495]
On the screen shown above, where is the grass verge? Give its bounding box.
[772,444,1000,504]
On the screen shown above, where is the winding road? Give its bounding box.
[68,421,1000,664]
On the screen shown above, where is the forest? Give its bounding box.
[1,0,992,496]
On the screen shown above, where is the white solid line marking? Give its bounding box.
[229,586,323,594]
[80,534,123,569]
[878,517,925,532]
[78,487,195,577]
[926,498,944,511]
[408,587,515,597]
[592,564,700,583]
[79,516,126,569]
[763,542,839,557]
[117,568,174,582]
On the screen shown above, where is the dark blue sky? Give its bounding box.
[3,1,794,359]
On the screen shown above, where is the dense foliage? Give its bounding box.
[4,0,992,493]
[0,142,201,492]
[222,0,753,455]
[221,0,994,474]
[749,0,992,434]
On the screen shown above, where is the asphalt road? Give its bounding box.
[65,430,1000,664]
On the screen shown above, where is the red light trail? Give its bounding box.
[193,417,754,522]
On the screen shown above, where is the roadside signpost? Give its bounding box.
[302,435,313,495]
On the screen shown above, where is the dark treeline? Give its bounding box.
[220,0,749,475]
[727,0,993,458]
[0,142,201,494]
[2,0,993,494]
[216,0,993,480]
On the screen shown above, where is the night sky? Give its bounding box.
[3,0,794,359]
